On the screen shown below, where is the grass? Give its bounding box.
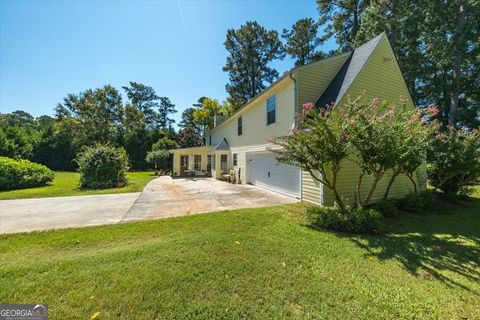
[0,171,155,200]
[0,190,478,319]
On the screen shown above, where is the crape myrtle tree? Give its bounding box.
[270,94,433,212]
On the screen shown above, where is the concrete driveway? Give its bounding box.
[122,176,298,222]
[0,177,297,234]
[0,193,140,234]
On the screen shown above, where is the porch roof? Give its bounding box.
[169,146,213,154]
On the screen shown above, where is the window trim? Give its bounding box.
[237,116,243,136]
[266,95,276,126]
[233,153,238,166]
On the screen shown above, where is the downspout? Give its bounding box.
[289,72,305,202]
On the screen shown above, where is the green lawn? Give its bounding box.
[0,171,155,200]
[1,192,478,319]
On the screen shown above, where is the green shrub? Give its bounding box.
[306,205,382,234]
[396,190,437,212]
[428,128,480,197]
[75,144,129,189]
[367,200,400,218]
[0,156,54,190]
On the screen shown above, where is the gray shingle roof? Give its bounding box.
[214,138,230,151]
[316,32,385,108]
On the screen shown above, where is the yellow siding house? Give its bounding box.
[172,33,426,206]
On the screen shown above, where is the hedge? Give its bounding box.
[0,156,54,190]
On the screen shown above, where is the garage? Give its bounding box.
[247,152,300,198]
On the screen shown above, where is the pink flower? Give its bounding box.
[430,106,440,116]
[302,102,314,113]
[340,133,349,141]
[371,98,379,108]
[387,109,395,116]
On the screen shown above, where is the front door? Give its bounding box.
[180,155,189,176]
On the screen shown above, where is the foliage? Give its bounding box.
[270,101,350,212]
[316,0,370,51]
[145,149,170,171]
[396,190,438,213]
[428,127,480,196]
[192,97,233,138]
[0,156,54,190]
[282,18,324,66]
[367,199,400,218]
[122,82,161,127]
[55,85,124,144]
[306,205,382,234]
[177,107,202,147]
[75,144,129,189]
[223,21,285,109]
[271,96,430,211]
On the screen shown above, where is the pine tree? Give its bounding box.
[282,18,324,66]
[223,21,285,110]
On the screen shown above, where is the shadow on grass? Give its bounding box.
[347,198,480,292]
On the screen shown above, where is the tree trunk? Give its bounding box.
[407,173,418,194]
[331,163,347,213]
[449,2,466,127]
[384,169,401,200]
[364,174,382,206]
[356,171,365,207]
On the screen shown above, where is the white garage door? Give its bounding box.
[247,152,300,198]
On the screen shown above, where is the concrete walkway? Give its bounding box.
[0,177,297,234]
[0,193,140,234]
[122,176,297,222]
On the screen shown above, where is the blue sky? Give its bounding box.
[0,0,337,126]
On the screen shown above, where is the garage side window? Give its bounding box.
[194,155,201,171]
[233,153,238,166]
[266,95,276,125]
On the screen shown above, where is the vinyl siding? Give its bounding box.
[211,79,295,147]
[301,169,322,205]
[322,35,425,206]
[294,53,351,113]
[323,158,426,206]
[337,35,412,106]
[210,80,296,185]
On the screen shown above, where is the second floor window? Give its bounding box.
[238,117,242,136]
[233,153,238,166]
[267,95,276,125]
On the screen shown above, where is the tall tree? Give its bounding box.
[282,18,324,66]
[157,97,177,130]
[55,85,124,144]
[177,107,202,148]
[122,82,160,127]
[317,0,371,52]
[355,0,479,128]
[223,21,285,109]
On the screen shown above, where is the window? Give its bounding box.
[211,155,216,170]
[221,154,227,172]
[237,117,243,136]
[233,153,238,166]
[207,155,212,171]
[266,95,276,125]
[194,155,201,171]
[209,135,212,146]
[180,155,189,167]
